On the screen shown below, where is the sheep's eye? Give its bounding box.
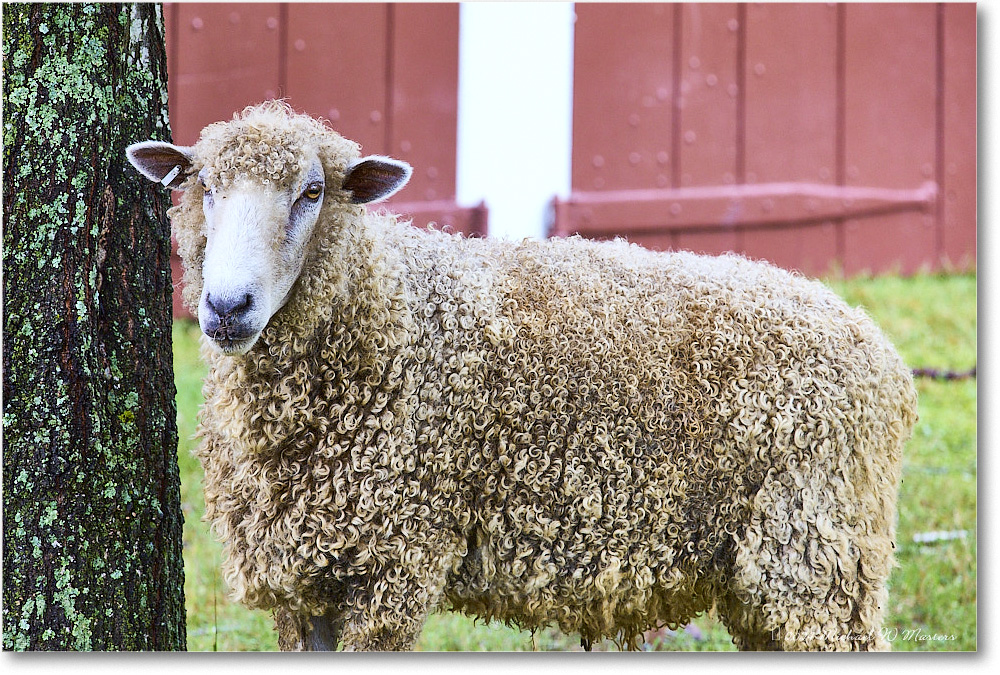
[302,183,323,201]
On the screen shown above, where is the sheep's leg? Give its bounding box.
[337,588,436,651]
[338,618,425,652]
[713,595,781,651]
[723,582,890,652]
[338,591,431,652]
[336,562,454,651]
[305,612,344,650]
[274,607,344,651]
[725,502,894,651]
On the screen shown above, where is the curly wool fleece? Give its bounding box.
[172,102,918,651]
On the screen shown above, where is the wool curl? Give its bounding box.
[173,102,918,651]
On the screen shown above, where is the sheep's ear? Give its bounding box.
[343,155,412,204]
[126,141,195,189]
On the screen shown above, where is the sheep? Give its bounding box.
[126,101,918,651]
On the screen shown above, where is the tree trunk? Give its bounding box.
[2,3,185,650]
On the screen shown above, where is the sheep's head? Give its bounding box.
[125,102,411,355]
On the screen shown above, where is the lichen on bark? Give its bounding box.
[3,3,185,650]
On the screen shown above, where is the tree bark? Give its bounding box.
[2,3,185,650]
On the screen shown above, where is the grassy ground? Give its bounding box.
[173,272,976,651]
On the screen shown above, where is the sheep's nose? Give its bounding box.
[202,291,257,344]
[199,289,262,353]
[206,292,253,320]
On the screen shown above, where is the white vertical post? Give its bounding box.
[456,2,575,240]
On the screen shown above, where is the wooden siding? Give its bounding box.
[553,2,977,276]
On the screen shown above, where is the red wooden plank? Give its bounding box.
[572,3,675,191]
[675,3,740,255]
[741,3,839,272]
[387,3,460,202]
[620,232,676,253]
[165,2,178,138]
[169,3,282,146]
[554,182,935,235]
[740,225,839,277]
[743,3,838,185]
[285,3,389,156]
[842,3,938,275]
[941,2,977,269]
[673,230,738,257]
[678,3,740,188]
[379,201,488,238]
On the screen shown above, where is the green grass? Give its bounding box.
[829,273,977,652]
[174,321,280,651]
[172,272,977,651]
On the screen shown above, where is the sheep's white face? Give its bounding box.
[126,137,412,355]
[196,159,326,354]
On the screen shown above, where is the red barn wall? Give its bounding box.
[553,2,976,277]
[164,3,976,319]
